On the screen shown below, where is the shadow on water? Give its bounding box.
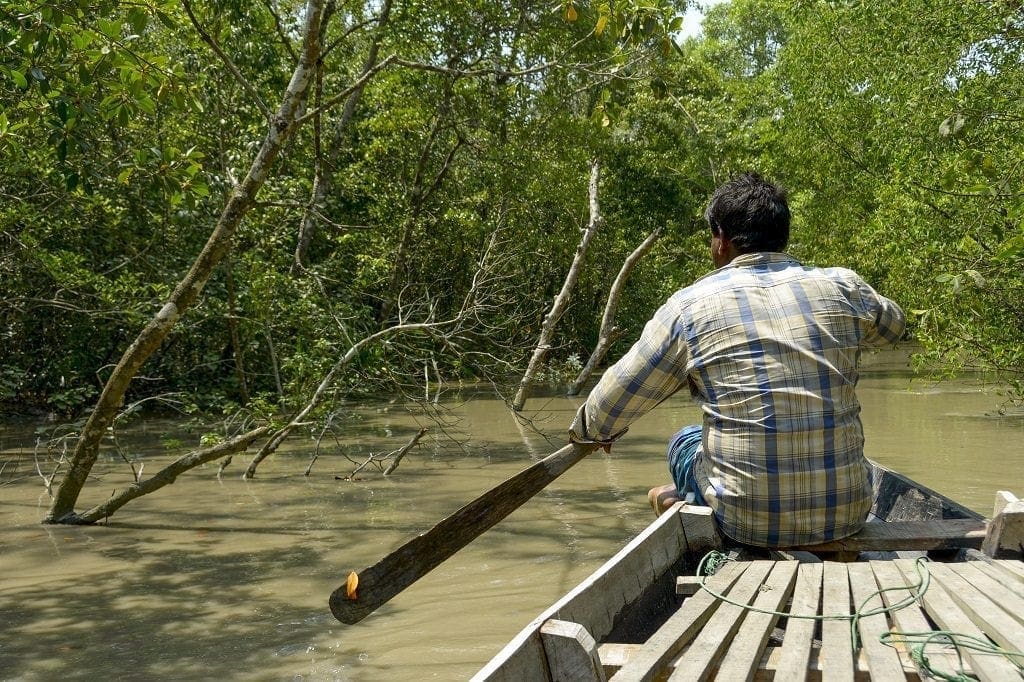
[0,540,333,680]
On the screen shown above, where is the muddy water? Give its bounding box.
[1,351,1022,681]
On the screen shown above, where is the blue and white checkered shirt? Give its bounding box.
[570,253,906,546]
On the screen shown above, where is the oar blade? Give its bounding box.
[328,442,596,623]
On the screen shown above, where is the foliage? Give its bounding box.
[3,0,1023,437]
[765,0,1024,399]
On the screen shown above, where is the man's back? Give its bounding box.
[678,253,906,546]
[569,172,906,548]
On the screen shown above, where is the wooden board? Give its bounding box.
[608,561,746,682]
[714,560,799,681]
[968,560,1024,599]
[820,562,855,682]
[847,562,906,682]
[894,559,1023,682]
[926,562,1024,654]
[785,519,986,552]
[668,561,775,681]
[773,562,822,682]
[946,562,1024,626]
[541,618,606,681]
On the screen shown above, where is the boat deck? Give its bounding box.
[600,556,1024,681]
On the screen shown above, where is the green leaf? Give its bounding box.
[136,95,156,115]
[98,19,122,38]
[128,10,149,34]
[156,11,177,29]
[10,70,27,88]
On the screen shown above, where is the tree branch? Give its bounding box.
[567,226,663,396]
[69,427,271,524]
[182,0,274,122]
[513,158,604,411]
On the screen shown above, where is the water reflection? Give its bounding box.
[1,352,1022,680]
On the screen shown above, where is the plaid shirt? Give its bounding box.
[570,253,906,546]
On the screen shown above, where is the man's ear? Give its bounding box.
[713,234,728,257]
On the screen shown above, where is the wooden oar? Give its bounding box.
[329,441,601,624]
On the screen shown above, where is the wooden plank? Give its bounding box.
[895,559,1023,682]
[475,502,692,682]
[773,562,823,682]
[676,576,703,596]
[971,559,1024,598]
[868,560,933,635]
[820,562,854,682]
[667,560,776,682]
[715,560,800,681]
[601,642,976,681]
[868,560,941,681]
[926,562,1024,654]
[946,562,1024,626]
[982,492,1024,559]
[992,558,1024,581]
[786,519,986,552]
[847,562,906,682]
[541,619,607,681]
[608,560,746,682]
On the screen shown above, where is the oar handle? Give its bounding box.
[329,442,599,624]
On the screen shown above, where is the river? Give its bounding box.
[1,350,1022,680]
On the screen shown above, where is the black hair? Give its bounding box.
[704,172,790,253]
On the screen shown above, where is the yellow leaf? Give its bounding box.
[595,15,608,35]
[566,4,578,22]
[346,571,359,600]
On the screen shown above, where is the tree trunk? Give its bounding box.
[566,226,663,396]
[225,255,250,405]
[511,158,604,412]
[292,0,393,274]
[378,117,462,324]
[44,0,328,524]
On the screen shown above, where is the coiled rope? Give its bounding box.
[695,550,1024,681]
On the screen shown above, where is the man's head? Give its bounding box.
[705,172,790,267]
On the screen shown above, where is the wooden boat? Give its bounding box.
[474,461,1024,681]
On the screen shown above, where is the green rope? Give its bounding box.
[880,631,1024,681]
[695,551,1024,680]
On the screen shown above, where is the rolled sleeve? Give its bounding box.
[855,279,906,347]
[569,301,691,442]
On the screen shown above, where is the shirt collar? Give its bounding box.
[728,252,800,268]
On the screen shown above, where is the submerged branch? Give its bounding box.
[69,427,271,525]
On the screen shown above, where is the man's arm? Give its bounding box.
[854,277,906,347]
[570,301,691,443]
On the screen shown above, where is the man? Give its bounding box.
[569,172,906,547]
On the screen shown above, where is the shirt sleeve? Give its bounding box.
[853,276,907,347]
[569,300,692,442]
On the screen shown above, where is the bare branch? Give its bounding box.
[257,0,299,62]
[69,427,272,524]
[567,226,663,396]
[513,158,605,411]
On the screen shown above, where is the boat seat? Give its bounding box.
[782,518,988,554]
